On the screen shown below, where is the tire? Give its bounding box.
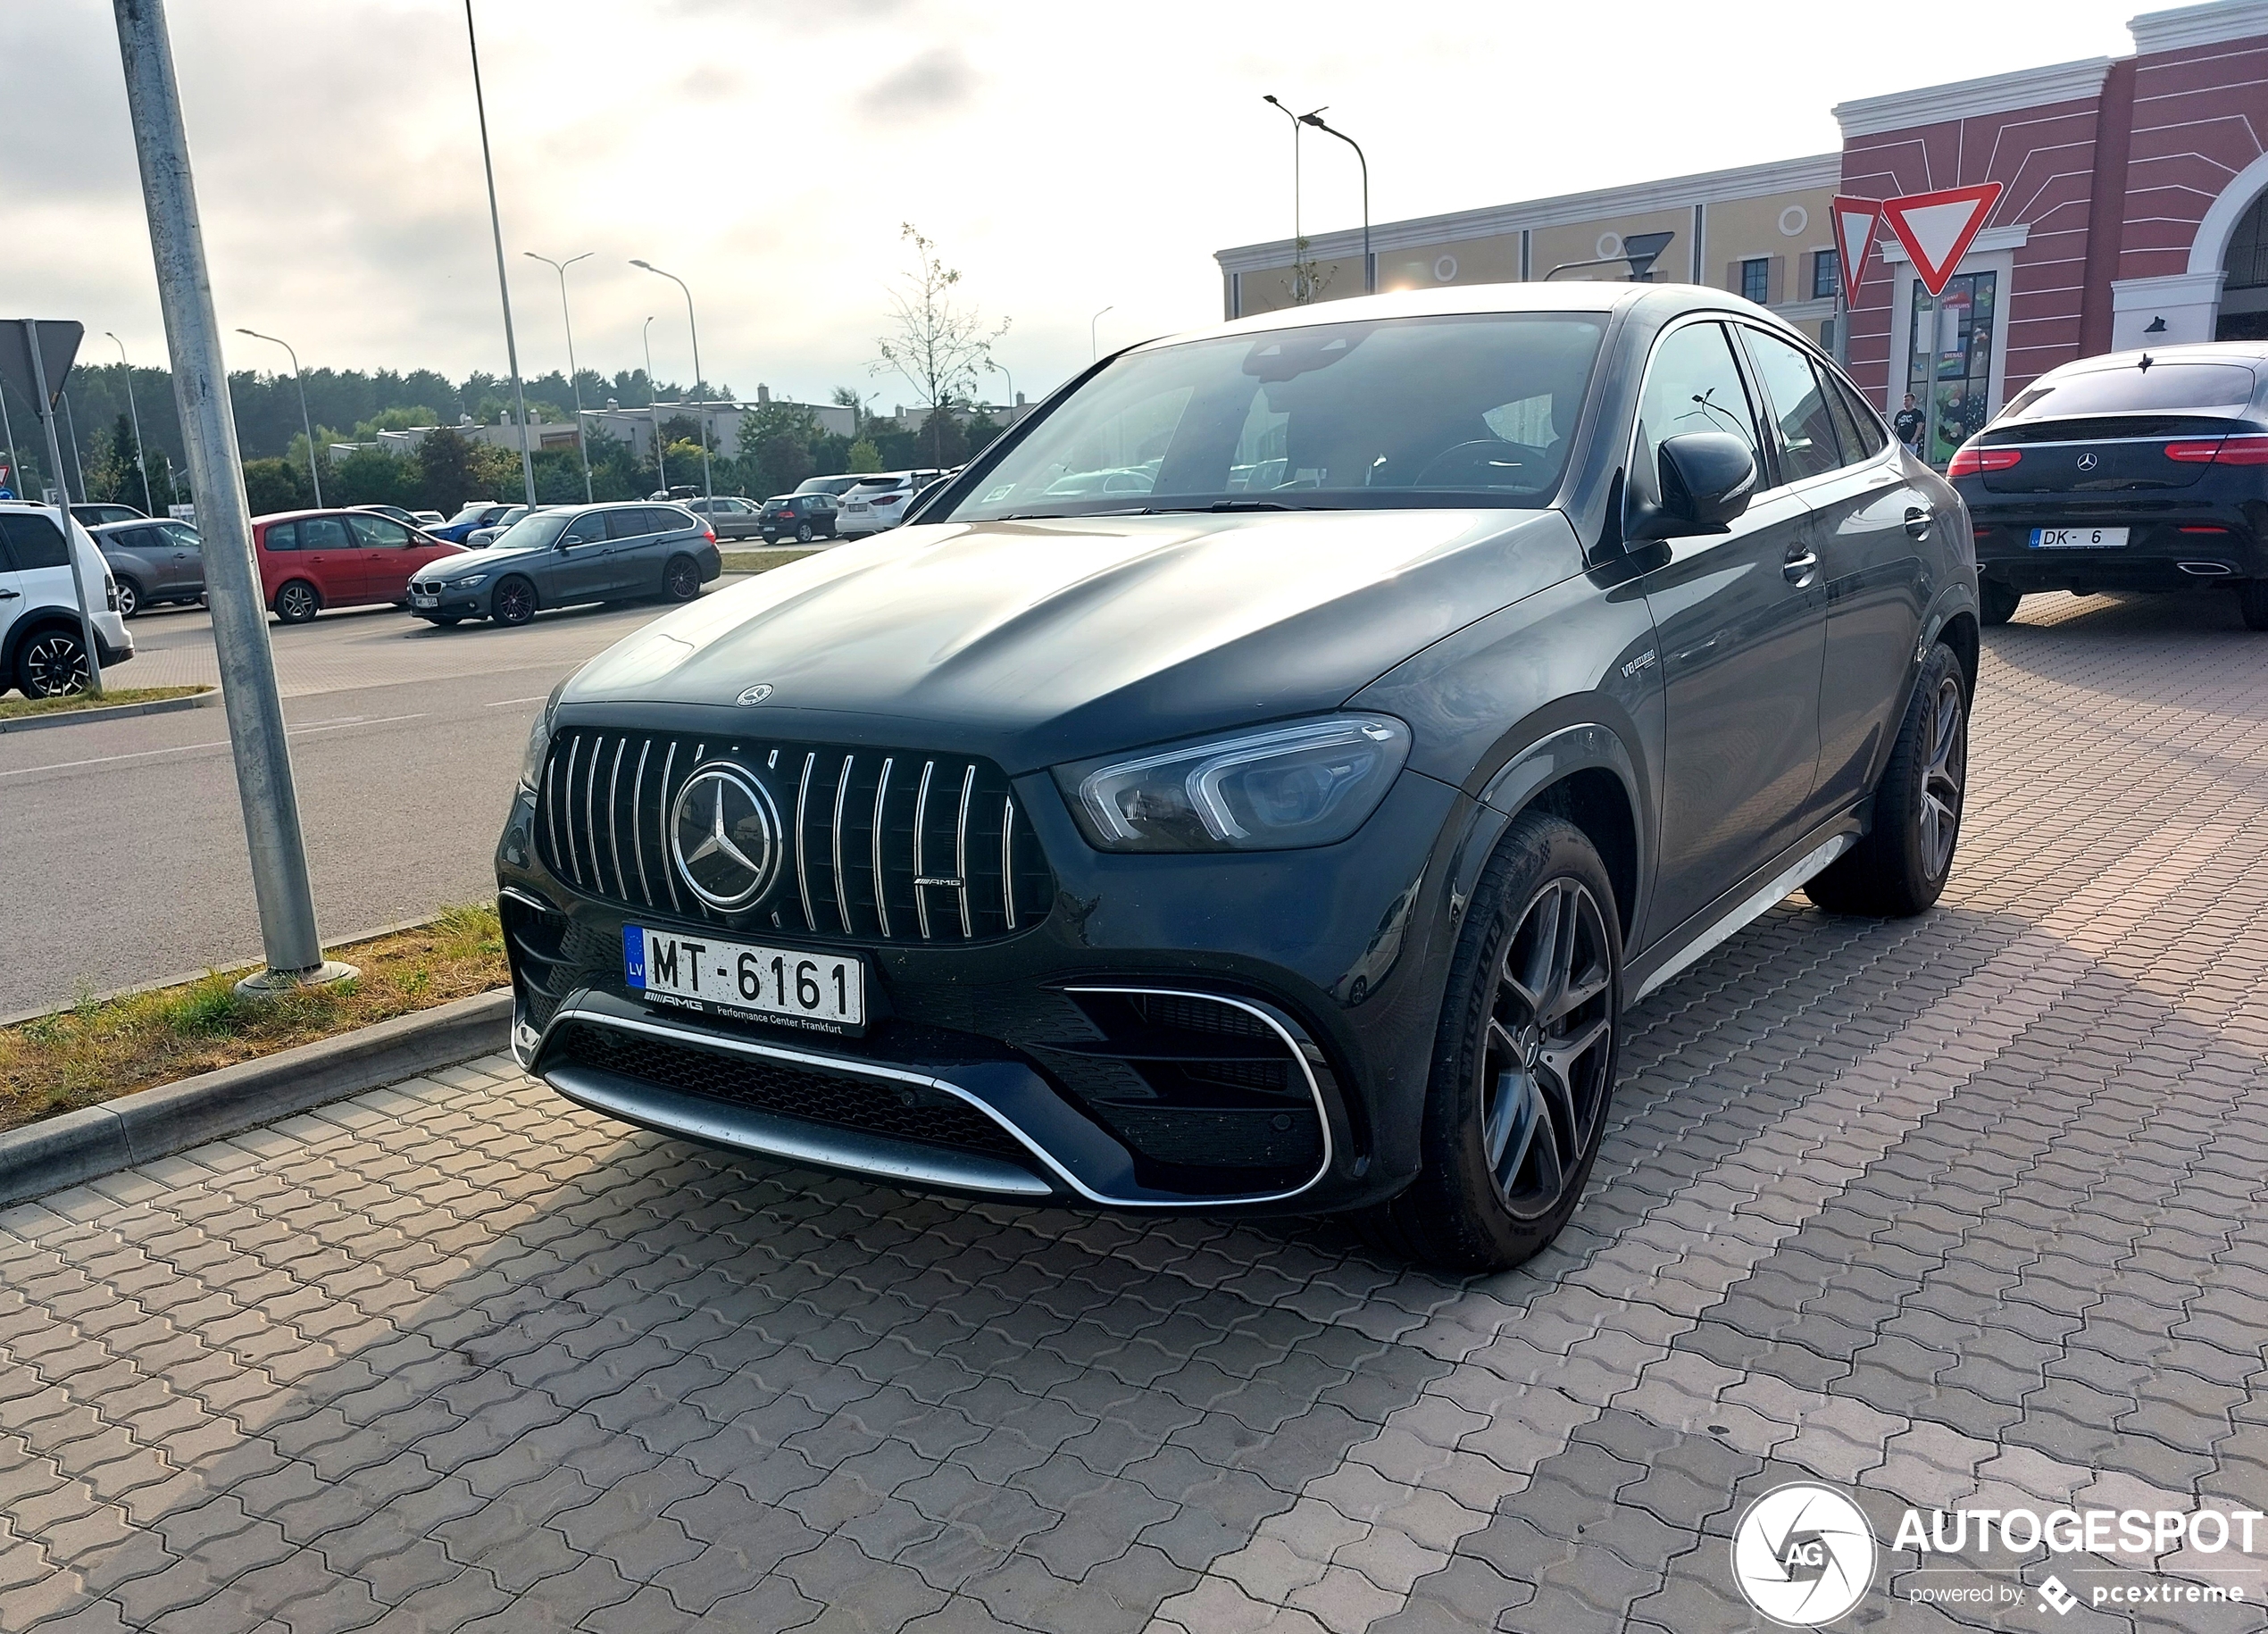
[2240,580,2268,631]
[15,625,90,698]
[1363,813,1623,1272]
[422,615,463,628]
[273,579,321,624]
[663,555,701,602]
[114,578,143,620]
[490,576,538,627]
[796,522,814,543]
[1805,642,1969,918]
[1980,578,2022,627]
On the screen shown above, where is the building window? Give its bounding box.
[1905,270,1997,464]
[1740,258,1771,304]
[1813,249,1839,300]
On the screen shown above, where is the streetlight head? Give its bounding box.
[1263,94,1281,107]
[1298,113,1325,128]
[630,259,653,270]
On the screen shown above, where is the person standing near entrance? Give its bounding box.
[1892,392,1925,453]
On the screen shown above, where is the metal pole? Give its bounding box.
[238,329,321,506]
[641,315,665,496]
[112,0,350,991]
[21,324,104,695]
[526,252,592,503]
[632,261,709,501]
[62,389,88,501]
[107,333,158,513]
[1090,305,1112,362]
[990,358,1013,420]
[1302,114,1370,294]
[466,0,536,507]
[1920,292,1942,470]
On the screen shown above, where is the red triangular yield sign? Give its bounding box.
[1830,196,1882,309]
[1880,183,2004,297]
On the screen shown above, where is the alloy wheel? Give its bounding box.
[1480,876,1614,1221]
[1919,674,1966,879]
[495,579,536,625]
[21,632,89,697]
[115,580,139,619]
[277,583,316,622]
[666,559,699,600]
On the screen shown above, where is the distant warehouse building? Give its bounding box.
[1215,0,2268,448]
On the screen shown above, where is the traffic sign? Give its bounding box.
[1880,183,2004,297]
[0,319,82,411]
[1830,196,1882,310]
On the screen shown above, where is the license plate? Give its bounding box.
[2030,527,2128,549]
[411,593,438,607]
[625,925,864,1031]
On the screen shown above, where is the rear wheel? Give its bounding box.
[1363,813,1622,1272]
[1980,578,2022,627]
[273,579,320,624]
[1805,642,1968,917]
[663,555,701,602]
[2240,580,2268,631]
[490,576,538,627]
[16,627,90,697]
[114,578,143,620]
[796,521,814,543]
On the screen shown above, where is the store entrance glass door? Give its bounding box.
[1905,271,1997,465]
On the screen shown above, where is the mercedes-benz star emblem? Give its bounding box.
[669,763,782,910]
[2076,453,2098,471]
[737,683,773,705]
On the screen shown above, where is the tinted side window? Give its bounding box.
[1740,328,1842,484]
[302,516,353,551]
[654,506,694,533]
[602,509,646,540]
[263,521,299,552]
[1634,321,1765,476]
[0,513,71,571]
[1824,372,1889,463]
[563,514,610,546]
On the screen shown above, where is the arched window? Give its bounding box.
[2216,191,2268,340]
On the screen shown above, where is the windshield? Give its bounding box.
[446,504,492,524]
[938,313,1605,522]
[489,513,570,551]
[2000,362,2257,421]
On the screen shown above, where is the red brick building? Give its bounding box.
[1837,0,2268,460]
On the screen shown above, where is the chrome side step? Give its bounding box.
[547,1059,1056,1197]
[1632,832,1855,1003]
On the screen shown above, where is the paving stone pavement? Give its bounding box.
[5,588,2268,1634]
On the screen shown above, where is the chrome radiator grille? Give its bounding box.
[535,727,1053,943]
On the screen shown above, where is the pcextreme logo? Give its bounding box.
[1730,1484,1878,1627]
[1728,1480,2265,1623]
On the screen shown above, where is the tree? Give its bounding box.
[873,224,1008,467]
[846,439,882,474]
[84,416,135,507]
[736,403,821,498]
[830,386,867,439]
[243,458,306,515]
[415,429,477,513]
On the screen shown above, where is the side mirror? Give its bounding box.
[1628,431,1756,541]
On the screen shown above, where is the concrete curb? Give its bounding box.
[0,988,512,1207]
[0,688,219,734]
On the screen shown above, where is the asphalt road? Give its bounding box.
[0,588,742,1018]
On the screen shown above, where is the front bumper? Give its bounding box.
[495,763,1466,1214]
[411,581,492,617]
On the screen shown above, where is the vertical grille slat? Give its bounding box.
[954,763,975,939]
[537,729,1044,945]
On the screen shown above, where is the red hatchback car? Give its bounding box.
[253,509,467,624]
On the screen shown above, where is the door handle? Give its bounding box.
[1782,546,1819,585]
[0,588,18,600]
[1905,505,1935,539]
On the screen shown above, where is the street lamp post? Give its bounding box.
[236,328,321,507]
[525,251,593,503]
[1263,95,1326,300]
[641,314,666,496]
[631,260,711,502]
[989,357,1014,420]
[1090,305,1113,362]
[105,331,157,514]
[61,390,88,502]
[1298,111,1372,294]
[464,0,537,508]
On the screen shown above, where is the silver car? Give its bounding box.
[91,518,204,617]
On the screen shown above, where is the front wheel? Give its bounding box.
[273,579,320,624]
[2240,580,2268,631]
[1980,578,2022,627]
[16,628,90,697]
[421,615,463,629]
[490,576,538,627]
[1363,813,1622,1272]
[1805,642,1968,917]
[663,555,701,602]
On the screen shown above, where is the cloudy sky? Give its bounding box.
[9,0,2139,411]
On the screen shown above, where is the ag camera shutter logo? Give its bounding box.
[1730,1483,1878,1626]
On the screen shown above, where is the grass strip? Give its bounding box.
[0,905,507,1134]
[0,685,211,721]
[720,547,822,574]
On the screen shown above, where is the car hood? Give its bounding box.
[558,508,1584,771]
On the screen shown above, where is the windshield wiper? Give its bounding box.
[998,505,1151,521]
[1142,499,1341,514]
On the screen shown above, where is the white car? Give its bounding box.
[834,469,946,537]
[0,503,134,696]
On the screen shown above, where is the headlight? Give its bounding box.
[519,683,564,791]
[1057,714,1411,853]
